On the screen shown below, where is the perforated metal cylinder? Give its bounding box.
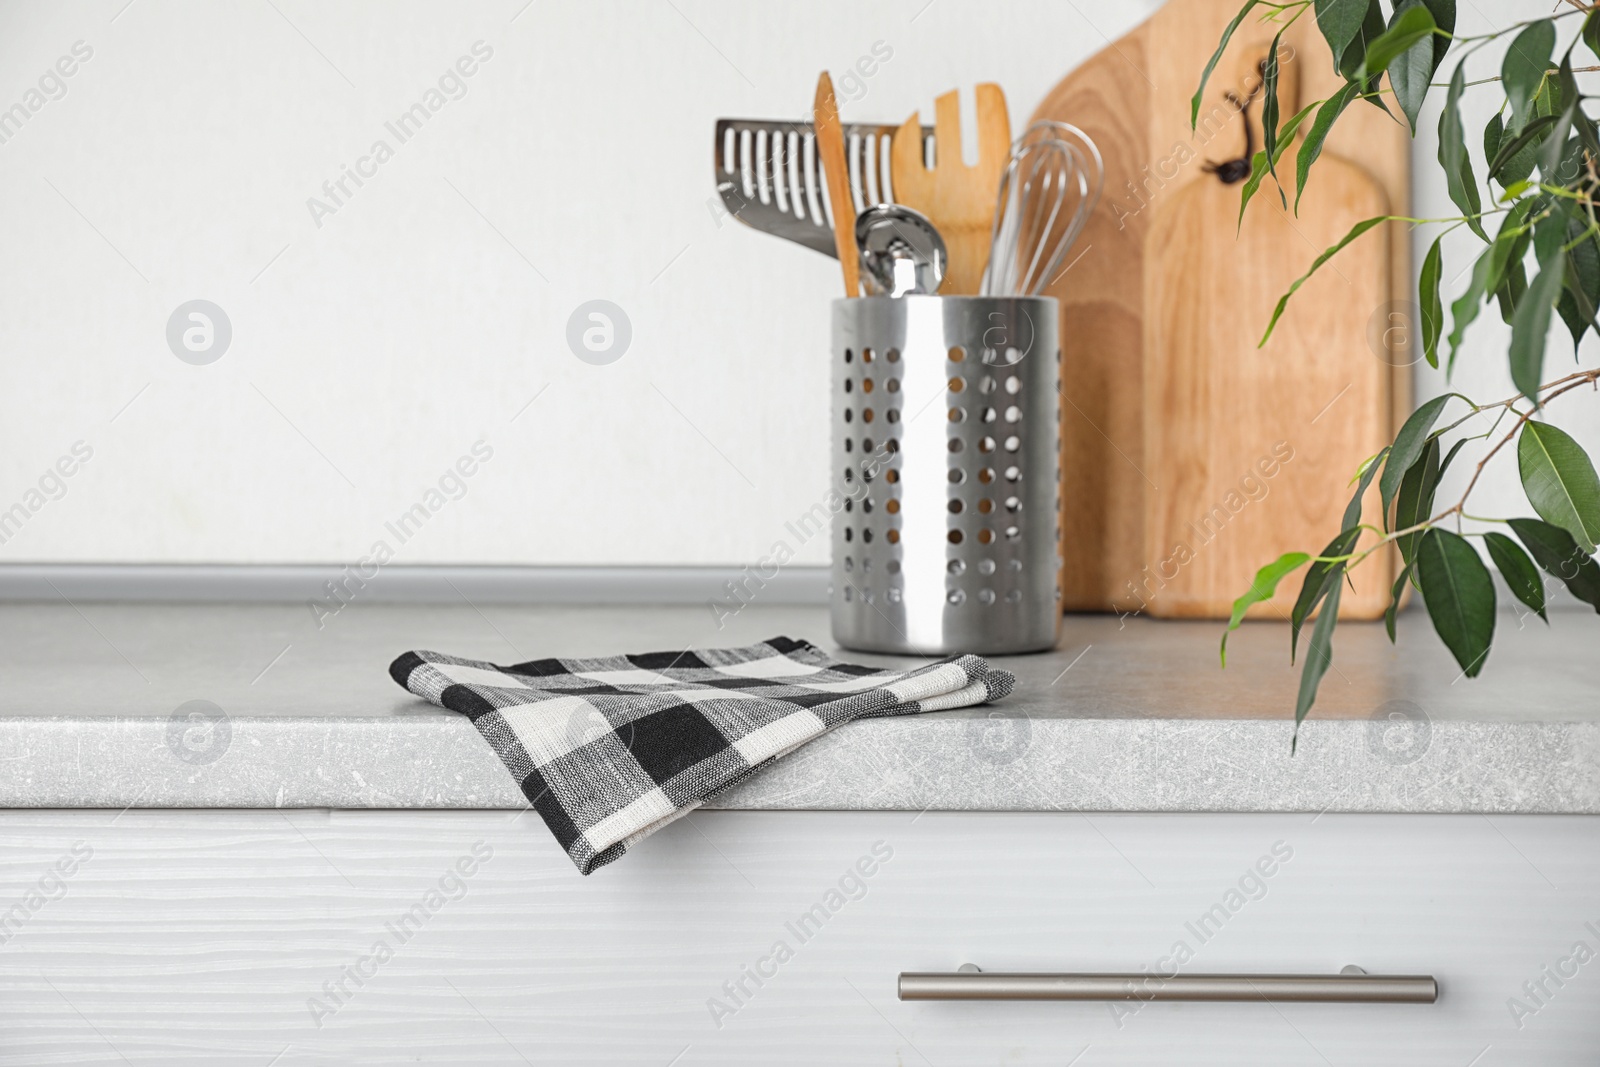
[830,296,1062,655]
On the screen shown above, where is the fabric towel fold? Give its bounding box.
[389,637,1015,874]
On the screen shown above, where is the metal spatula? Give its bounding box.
[713,117,935,259]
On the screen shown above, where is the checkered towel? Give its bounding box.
[389,637,1014,874]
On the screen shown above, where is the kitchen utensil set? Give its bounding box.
[713,78,1098,302]
[711,73,1091,654]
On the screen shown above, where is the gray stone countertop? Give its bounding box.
[1,600,1597,813]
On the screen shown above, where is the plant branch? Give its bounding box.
[1448,65,1600,88]
[1337,371,1600,570]
[1454,7,1585,49]
[1446,373,1600,511]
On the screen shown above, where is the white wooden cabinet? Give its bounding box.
[0,809,1596,1065]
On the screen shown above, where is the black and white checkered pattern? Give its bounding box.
[389,637,1015,874]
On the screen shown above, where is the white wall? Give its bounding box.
[0,0,1159,565]
[0,0,1589,567]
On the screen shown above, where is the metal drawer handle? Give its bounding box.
[898,964,1437,1004]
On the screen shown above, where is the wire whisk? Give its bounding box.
[980,121,1103,297]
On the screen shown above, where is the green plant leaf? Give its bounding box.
[1535,206,1566,265]
[1385,563,1412,642]
[1221,552,1312,667]
[1343,445,1388,530]
[1483,200,1537,335]
[1559,220,1600,346]
[1415,528,1496,678]
[1393,437,1441,563]
[1293,578,1343,750]
[1380,393,1453,516]
[1576,119,1600,172]
[1342,0,1390,109]
[1419,235,1444,368]
[1448,246,1493,371]
[1350,449,1385,484]
[1291,527,1362,663]
[1539,94,1578,181]
[1481,199,1535,302]
[1509,516,1600,610]
[1509,256,1565,402]
[1438,62,1487,240]
[1518,420,1600,552]
[1261,30,1283,170]
[1495,257,1529,325]
[1393,436,1461,570]
[1360,3,1437,70]
[1487,113,1557,186]
[1240,102,1320,221]
[1557,289,1586,351]
[1358,4,1436,86]
[1483,531,1548,622]
[1422,0,1455,68]
[1569,62,1600,164]
[1386,0,1436,131]
[1261,215,1389,344]
[1586,10,1600,64]
[1503,20,1556,134]
[1316,0,1375,72]
[1295,82,1359,212]
[1438,436,1468,479]
[1482,112,1501,167]
[1551,134,1587,191]
[1534,65,1562,118]
[1192,1,1263,128]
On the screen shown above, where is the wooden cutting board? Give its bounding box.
[1144,44,1394,619]
[1029,22,1152,615]
[1031,0,1410,618]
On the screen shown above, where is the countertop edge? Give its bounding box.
[4,714,1596,815]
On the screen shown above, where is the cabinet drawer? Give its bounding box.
[0,810,1595,1064]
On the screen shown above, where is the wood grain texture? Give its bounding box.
[1032,0,1411,615]
[814,72,859,298]
[1222,10,1414,449]
[1299,19,1416,454]
[1029,26,1151,611]
[890,84,1011,295]
[1144,166,1391,617]
[0,810,1596,1064]
[1142,28,1395,619]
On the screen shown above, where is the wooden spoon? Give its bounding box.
[890,84,1011,295]
[814,72,860,297]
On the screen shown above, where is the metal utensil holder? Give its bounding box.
[831,296,1062,655]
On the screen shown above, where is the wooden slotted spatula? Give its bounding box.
[890,84,1011,295]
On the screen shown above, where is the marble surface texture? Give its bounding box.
[1,601,1596,813]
